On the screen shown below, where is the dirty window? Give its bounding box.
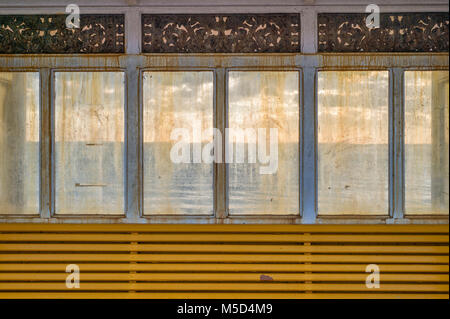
[54,72,125,215]
[143,71,214,215]
[318,71,389,215]
[0,72,39,215]
[227,71,299,215]
[405,71,449,215]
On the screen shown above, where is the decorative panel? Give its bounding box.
[318,13,449,52]
[142,14,300,53]
[0,15,124,54]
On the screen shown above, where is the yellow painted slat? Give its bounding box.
[0,253,447,263]
[0,282,447,292]
[0,223,447,299]
[0,273,447,282]
[0,243,448,254]
[0,263,447,273]
[0,233,447,243]
[0,292,447,299]
[0,224,447,233]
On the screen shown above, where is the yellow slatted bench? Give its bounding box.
[0,224,448,299]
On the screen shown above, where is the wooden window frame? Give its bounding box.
[0,54,448,224]
[0,2,448,224]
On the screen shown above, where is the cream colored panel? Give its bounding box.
[0,72,39,215]
[405,71,449,215]
[318,71,389,215]
[228,71,299,215]
[143,71,214,215]
[55,72,125,215]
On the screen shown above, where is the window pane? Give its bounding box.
[143,71,214,215]
[228,71,299,215]
[318,71,389,215]
[55,72,125,215]
[405,71,449,215]
[0,72,39,214]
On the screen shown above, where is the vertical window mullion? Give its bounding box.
[303,67,316,223]
[215,68,227,219]
[126,62,140,220]
[392,67,405,219]
[40,68,51,218]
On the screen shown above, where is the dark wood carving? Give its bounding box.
[142,14,300,53]
[0,14,124,54]
[318,13,449,52]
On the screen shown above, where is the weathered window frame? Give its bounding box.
[0,54,447,224]
[0,5,448,224]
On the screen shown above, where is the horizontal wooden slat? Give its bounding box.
[0,224,447,234]
[0,224,447,299]
[0,273,447,282]
[0,233,447,243]
[0,253,447,263]
[0,263,447,273]
[0,282,448,292]
[0,243,447,254]
[0,292,447,299]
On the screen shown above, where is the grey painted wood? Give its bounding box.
[215,68,227,219]
[302,67,316,224]
[40,68,51,219]
[126,58,140,221]
[392,68,404,219]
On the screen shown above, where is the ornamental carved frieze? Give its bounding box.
[142,14,300,53]
[0,14,125,54]
[318,13,449,52]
